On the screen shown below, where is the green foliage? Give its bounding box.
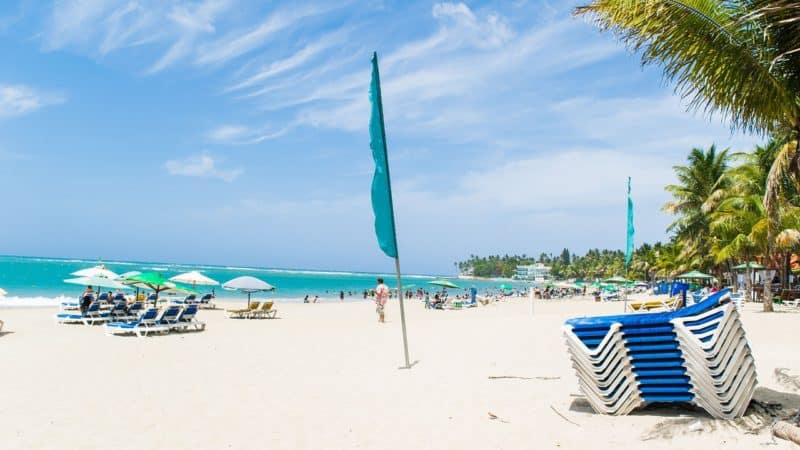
[456,245,656,280]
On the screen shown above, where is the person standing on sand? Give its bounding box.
[375,278,389,323]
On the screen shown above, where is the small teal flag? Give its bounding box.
[625,177,634,271]
[369,52,398,259]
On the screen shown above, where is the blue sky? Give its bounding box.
[0,0,761,274]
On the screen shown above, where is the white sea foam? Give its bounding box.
[0,295,71,308]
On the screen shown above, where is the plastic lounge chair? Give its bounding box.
[249,301,277,319]
[126,301,145,318]
[627,296,682,312]
[104,308,169,337]
[55,302,111,325]
[226,301,260,319]
[108,301,133,321]
[173,304,205,331]
[198,294,216,309]
[157,305,182,328]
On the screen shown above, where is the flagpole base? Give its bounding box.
[398,360,419,370]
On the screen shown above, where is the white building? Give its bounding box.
[514,263,551,282]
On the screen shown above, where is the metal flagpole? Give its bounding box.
[372,52,411,369]
[395,258,411,368]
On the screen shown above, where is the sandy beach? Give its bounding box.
[1,296,799,449]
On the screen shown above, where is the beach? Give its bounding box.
[2,296,799,449]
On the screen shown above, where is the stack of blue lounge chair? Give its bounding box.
[563,289,756,419]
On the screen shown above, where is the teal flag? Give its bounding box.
[625,177,634,271]
[369,52,398,259]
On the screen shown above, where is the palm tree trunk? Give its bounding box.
[728,260,738,292]
[746,253,752,303]
[783,252,790,290]
[764,240,774,312]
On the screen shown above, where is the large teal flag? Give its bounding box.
[369,52,398,259]
[625,177,634,271]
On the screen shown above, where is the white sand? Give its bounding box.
[1,297,799,449]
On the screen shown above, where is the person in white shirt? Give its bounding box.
[375,278,389,323]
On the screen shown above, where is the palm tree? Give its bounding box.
[709,192,768,304]
[576,1,800,308]
[709,142,800,310]
[663,145,730,272]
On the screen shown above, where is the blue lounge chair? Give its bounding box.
[197,293,216,309]
[55,302,110,325]
[104,308,169,337]
[126,301,145,318]
[563,289,756,419]
[172,304,205,331]
[156,305,182,327]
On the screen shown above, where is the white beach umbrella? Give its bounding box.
[71,265,119,279]
[64,276,130,290]
[170,271,219,287]
[222,276,275,307]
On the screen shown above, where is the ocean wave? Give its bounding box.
[0,295,71,308]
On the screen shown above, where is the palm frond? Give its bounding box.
[575,0,799,134]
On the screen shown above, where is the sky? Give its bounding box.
[0,0,762,275]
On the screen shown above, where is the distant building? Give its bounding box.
[514,263,551,282]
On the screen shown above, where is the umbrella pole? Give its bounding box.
[247,292,251,308]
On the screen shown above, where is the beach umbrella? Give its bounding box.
[222,276,275,307]
[64,276,130,290]
[732,262,766,270]
[428,279,460,289]
[71,264,119,279]
[676,270,715,280]
[732,262,766,302]
[121,272,174,307]
[169,271,219,287]
[498,283,512,290]
[0,288,6,296]
[161,283,200,296]
[604,276,631,284]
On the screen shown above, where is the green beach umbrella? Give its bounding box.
[604,276,631,284]
[732,262,766,270]
[428,279,460,289]
[121,272,174,307]
[676,270,715,280]
[498,283,512,290]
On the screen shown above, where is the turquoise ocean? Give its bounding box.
[0,255,516,307]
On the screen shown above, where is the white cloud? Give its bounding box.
[207,123,292,145]
[225,29,348,93]
[165,153,242,181]
[431,2,513,49]
[0,84,65,118]
[195,4,338,66]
